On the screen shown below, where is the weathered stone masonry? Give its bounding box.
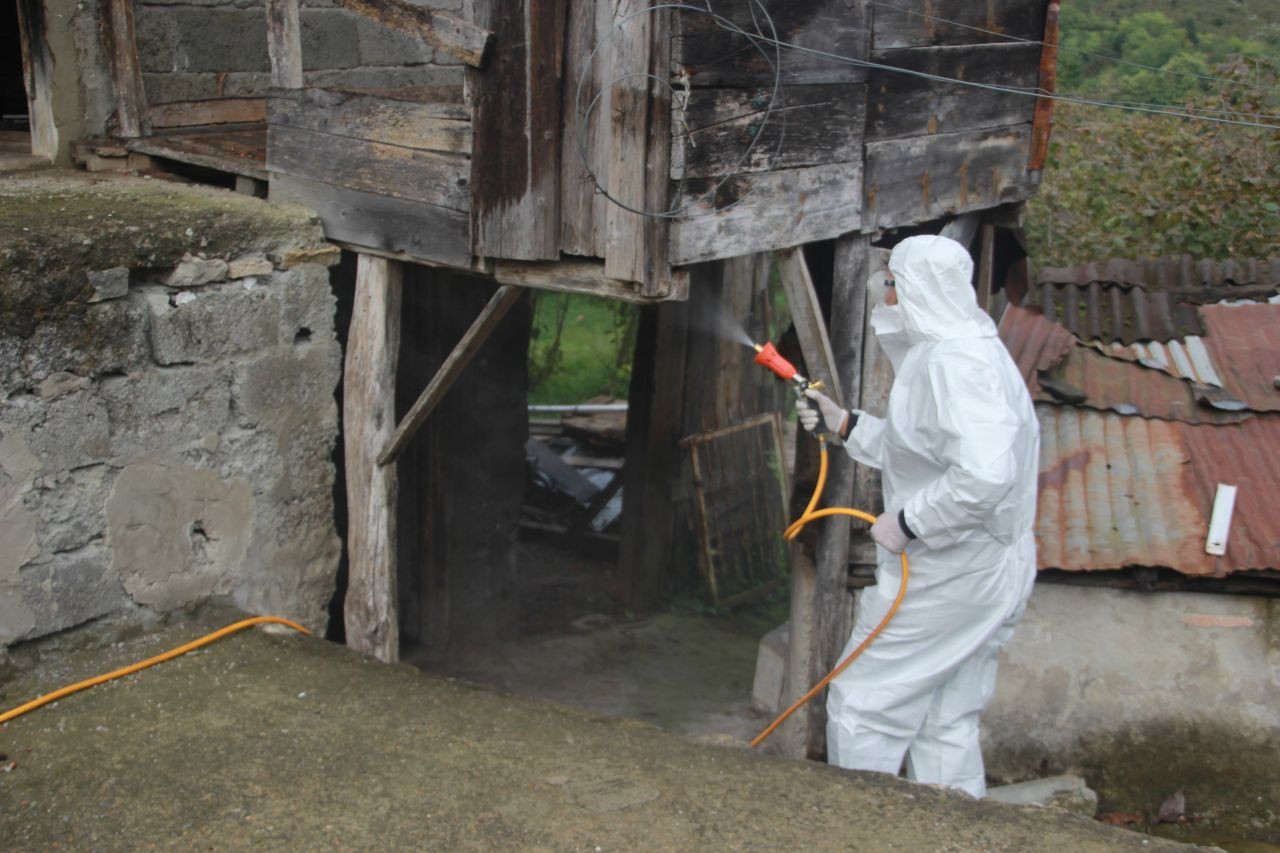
[1,172,342,645]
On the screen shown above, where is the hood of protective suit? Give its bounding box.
[887,235,998,345]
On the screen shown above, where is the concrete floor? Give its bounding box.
[0,604,1208,850]
[0,130,51,173]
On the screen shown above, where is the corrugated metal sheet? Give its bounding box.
[1199,304,1280,413]
[998,305,1247,423]
[1036,406,1280,575]
[1028,256,1280,344]
[1037,256,1280,294]
[1103,338,1225,388]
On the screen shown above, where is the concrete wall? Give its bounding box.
[985,583,1280,820]
[135,0,464,104]
[0,172,343,646]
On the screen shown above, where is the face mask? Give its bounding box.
[870,304,915,373]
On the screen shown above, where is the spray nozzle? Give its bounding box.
[754,341,823,393]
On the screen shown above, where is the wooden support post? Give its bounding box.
[776,248,842,402]
[266,0,304,89]
[378,285,524,466]
[619,298,689,609]
[603,0,652,285]
[976,222,996,314]
[344,254,402,662]
[104,0,148,138]
[850,247,894,570]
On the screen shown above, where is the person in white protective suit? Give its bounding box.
[796,234,1039,798]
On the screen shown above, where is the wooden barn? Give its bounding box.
[11,0,1061,757]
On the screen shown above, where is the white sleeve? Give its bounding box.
[841,411,886,471]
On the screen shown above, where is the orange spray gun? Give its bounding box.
[753,340,823,396]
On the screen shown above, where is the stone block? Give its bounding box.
[87,267,130,302]
[357,16,436,67]
[275,264,337,344]
[24,390,112,472]
[278,245,341,269]
[161,253,229,287]
[168,8,270,73]
[144,282,281,365]
[228,254,273,279]
[38,372,91,400]
[305,64,464,91]
[751,621,790,714]
[30,464,112,555]
[16,299,151,391]
[18,545,128,642]
[134,7,179,74]
[99,364,232,460]
[107,460,253,611]
[986,775,1099,817]
[301,10,361,71]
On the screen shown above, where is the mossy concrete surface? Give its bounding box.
[0,605,1209,851]
[0,170,326,337]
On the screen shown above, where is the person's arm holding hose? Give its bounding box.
[797,388,886,471]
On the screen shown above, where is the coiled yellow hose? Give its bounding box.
[751,437,908,748]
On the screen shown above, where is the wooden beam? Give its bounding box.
[603,0,652,284]
[849,248,894,570]
[468,0,566,260]
[104,0,148,137]
[976,222,996,313]
[775,247,841,403]
[378,285,524,466]
[1028,1,1062,172]
[559,0,611,259]
[619,298,689,609]
[639,4,673,298]
[15,0,57,159]
[344,254,403,663]
[149,98,266,130]
[334,0,492,68]
[493,257,689,304]
[266,0,303,89]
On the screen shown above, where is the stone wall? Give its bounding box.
[984,583,1280,823]
[0,171,343,646]
[135,0,464,104]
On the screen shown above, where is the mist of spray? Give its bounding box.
[691,295,758,348]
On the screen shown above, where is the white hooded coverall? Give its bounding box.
[825,235,1039,798]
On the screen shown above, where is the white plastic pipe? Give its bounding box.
[1205,483,1238,556]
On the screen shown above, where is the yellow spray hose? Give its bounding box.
[750,437,908,748]
[0,616,310,726]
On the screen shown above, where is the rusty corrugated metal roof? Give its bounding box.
[1027,256,1280,344]
[1037,256,1280,294]
[1198,304,1280,413]
[998,305,1247,423]
[1036,406,1280,575]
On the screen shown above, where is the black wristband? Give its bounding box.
[898,508,917,540]
[841,410,858,440]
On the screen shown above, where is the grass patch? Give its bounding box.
[528,291,638,405]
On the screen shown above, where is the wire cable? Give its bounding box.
[0,616,312,726]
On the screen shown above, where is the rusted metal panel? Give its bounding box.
[1037,257,1280,298]
[1036,406,1280,575]
[1027,280,1204,344]
[1198,304,1280,413]
[1027,0,1060,172]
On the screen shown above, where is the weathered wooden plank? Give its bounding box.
[493,257,688,304]
[268,124,470,210]
[468,0,566,261]
[850,247,893,570]
[344,254,402,663]
[378,285,524,466]
[150,98,267,130]
[269,89,471,155]
[269,173,472,269]
[872,0,1048,50]
[266,0,303,89]
[672,84,864,180]
[560,0,611,258]
[334,0,492,68]
[15,0,56,159]
[976,221,996,311]
[1029,1,1061,172]
[104,0,148,137]
[603,0,653,283]
[866,42,1040,141]
[639,4,674,298]
[669,161,862,266]
[125,128,268,179]
[620,299,689,609]
[863,126,1036,231]
[777,247,841,402]
[673,0,868,87]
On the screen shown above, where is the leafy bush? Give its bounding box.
[527,291,638,404]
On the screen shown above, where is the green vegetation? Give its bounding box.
[527,291,638,404]
[1026,4,1280,265]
